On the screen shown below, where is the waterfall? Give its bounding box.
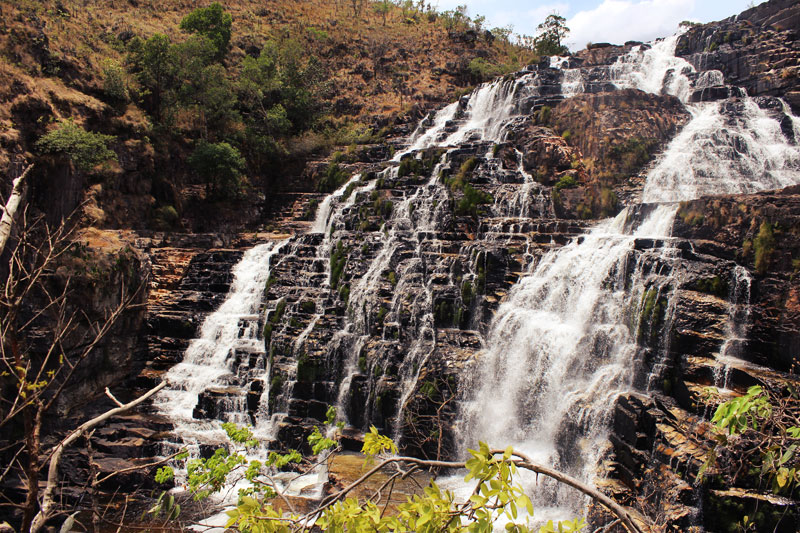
[155,242,284,443]
[449,31,800,525]
[150,19,800,527]
[714,266,753,391]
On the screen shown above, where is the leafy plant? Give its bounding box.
[36,120,117,172]
[701,385,800,499]
[179,2,233,58]
[188,141,246,199]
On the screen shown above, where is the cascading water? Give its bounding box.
[714,265,753,391]
[155,242,284,439]
[151,21,800,528]
[450,30,800,525]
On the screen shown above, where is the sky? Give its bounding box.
[431,0,759,50]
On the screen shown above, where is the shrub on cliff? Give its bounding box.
[188,141,246,199]
[36,119,117,173]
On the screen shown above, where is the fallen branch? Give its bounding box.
[29,380,168,533]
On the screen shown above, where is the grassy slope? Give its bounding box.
[0,0,535,231]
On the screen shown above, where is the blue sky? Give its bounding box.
[431,0,758,50]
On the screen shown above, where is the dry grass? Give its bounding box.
[1,0,531,125]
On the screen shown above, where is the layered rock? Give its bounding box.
[676,0,800,112]
[598,187,800,531]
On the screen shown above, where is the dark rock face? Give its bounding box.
[676,0,800,112]
[597,186,800,531]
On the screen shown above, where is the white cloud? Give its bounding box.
[566,0,695,50]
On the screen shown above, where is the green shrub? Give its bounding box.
[534,105,551,125]
[188,141,246,199]
[179,2,232,58]
[445,156,479,191]
[36,120,117,172]
[695,276,729,297]
[154,205,180,229]
[330,241,348,289]
[455,184,493,217]
[553,174,578,192]
[263,299,287,346]
[317,163,349,193]
[609,136,658,177]
[102,59,128,101]
[296,353,321,382]
[467,57,500,82]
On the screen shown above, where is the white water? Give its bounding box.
[610,33,694,101]
[715,266,753,391]
[643,99,800,202]
[152,23,800,529]
[449,30,800,526]
[155,242,284,442]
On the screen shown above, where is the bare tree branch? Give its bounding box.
[29,381,168,533]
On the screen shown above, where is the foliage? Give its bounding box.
[362,425,398,456]
[534,14,569,56]
[467,57,501,83]
[153,205,180,229]
[608,137,657,177]
[101,59,128,101]
[127,33,178,122]
[188,141,246,199]
[330,241,349,290]
[753,221,775,275]
[179,2,233,58]
[701,385,800,498]
[163,419,592,533]
[308,426,337,455]
[553,174,577,192]
[239,38,326,137]
[694,276,728,298]
[317,162,350,193]
[712,386,772,436]
[455,184,493,217]
[36,119,117,172]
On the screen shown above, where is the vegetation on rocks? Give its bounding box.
[152,417,640,533]
[36,119,117,173]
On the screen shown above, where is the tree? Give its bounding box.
[373,0,390,26]
[179,2,233,59]
[35,120,116,173]
[127,33,179,123]
[534,14,569,56]
[0,208,144,531]
[188,141,246,199]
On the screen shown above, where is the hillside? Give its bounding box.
[0,0,534,231]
